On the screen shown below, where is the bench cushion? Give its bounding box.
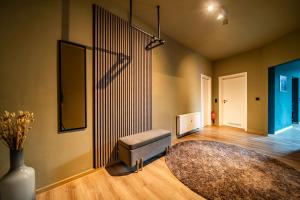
[119,129,171,150]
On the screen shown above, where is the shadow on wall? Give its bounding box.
[61,0,131,90]
[268,59,300,134]
[97,49,130,89]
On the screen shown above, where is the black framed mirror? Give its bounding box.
[58,40,87,132]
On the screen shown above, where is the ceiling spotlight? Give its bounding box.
[217,13,224,20]
[207,4,215,12]
[205,1,229,25]
[216,8,228,25]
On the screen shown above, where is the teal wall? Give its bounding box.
[268,59,300,134]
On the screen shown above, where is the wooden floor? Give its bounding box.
[37,126,300,200]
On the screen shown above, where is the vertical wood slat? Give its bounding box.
[93,5,152,167]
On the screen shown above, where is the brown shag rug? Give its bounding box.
[165,140,300,200]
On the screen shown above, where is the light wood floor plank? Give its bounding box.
[37,126,300,200]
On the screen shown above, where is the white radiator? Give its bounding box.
[176,112,201,136]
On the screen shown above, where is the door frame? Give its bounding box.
[292,77,299,123]
[219,72,247,131]
[201,74,212,128]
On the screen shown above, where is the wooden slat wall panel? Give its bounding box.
[93,5,152,168]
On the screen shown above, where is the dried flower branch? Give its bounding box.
[0,111,34,150]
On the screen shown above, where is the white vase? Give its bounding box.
[0,149,35,200]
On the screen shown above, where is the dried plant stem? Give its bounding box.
[0,111,34,150]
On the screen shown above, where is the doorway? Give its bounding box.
[268,59,300,134]
[219,72,247,131]
[292,78,299,123]
[201,74,212,127]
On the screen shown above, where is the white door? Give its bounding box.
[219,73,247,130]
[201,75,212,127]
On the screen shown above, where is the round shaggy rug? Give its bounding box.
[165,140,300,200]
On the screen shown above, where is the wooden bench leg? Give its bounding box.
[136,160,140,173]
[166,146,170,154]
[140,158,143,171]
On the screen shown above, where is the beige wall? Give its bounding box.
[213,29,300,134]
[153,36,212,136]
[0,0,94,189]
[0,0,212,188]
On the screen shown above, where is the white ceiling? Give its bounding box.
[110,0,300,60]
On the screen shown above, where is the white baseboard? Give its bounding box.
[274,126,293,135]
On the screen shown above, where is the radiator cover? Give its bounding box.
[176,112,201,136]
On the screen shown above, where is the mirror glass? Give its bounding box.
[59,41,86,132]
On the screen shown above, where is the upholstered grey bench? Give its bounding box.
[118,129,171,171]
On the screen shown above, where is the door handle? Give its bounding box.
[223,100,228,103]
